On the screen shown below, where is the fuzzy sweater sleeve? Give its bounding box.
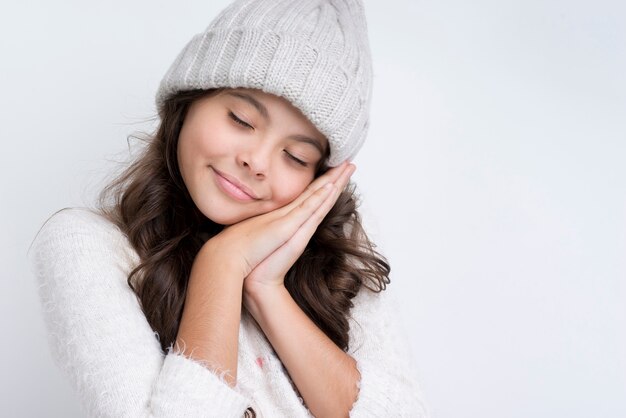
[347,286,431,417]
[27,208,251,418]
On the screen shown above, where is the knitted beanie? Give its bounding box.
[155,0,374,167]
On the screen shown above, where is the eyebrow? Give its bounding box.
[226,91,270,120]
[225,91,326,156]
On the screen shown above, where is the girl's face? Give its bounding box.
[178,88,328,225]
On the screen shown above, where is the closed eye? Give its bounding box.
[284,150,308,167]
[228,111,253,129]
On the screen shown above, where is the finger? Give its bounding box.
[311,160,351,188]
[227,183,329,269]
[272,161,352,218]
[252,166,356,272]
[273,182,336,238]
[219,184,331,263]
[284,181,342,253]
[298,164,355,233]
[332,163,356,191]
[268,183,340,267]
[285,162,349,208]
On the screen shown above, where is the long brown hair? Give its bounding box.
[97,88,390,356]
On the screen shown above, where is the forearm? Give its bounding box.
[176,244,245,387]
[244,285,360,418]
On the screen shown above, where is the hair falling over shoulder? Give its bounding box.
[96,88,390,356]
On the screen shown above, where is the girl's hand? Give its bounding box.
[202,161,355,284]
[242,162,355,295]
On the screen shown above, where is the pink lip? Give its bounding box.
[211,168,259,201]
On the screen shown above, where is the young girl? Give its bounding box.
[29,0,429,416]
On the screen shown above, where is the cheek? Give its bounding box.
[201,126,233,156]
[270,175,314,207]
[177,127,202,170]
[177,136,192,181]
[183,122,232,159]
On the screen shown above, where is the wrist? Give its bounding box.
[198,239,247,282]
[243,282,288,318]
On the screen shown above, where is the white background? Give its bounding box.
[2,0,625,417]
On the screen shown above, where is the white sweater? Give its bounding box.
[28,208,429,417]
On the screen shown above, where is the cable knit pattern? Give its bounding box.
[28,208,429,417]
[155,0,373,166]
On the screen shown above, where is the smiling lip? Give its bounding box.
[211,168,259,201]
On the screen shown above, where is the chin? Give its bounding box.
[199,206,255,226]
[202,212,241,226]
[193,193,275,226]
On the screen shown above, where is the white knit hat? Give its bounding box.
[156,0,374,166]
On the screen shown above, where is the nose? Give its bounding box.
[236,142,270,179]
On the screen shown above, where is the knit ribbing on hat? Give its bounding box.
[155,0,373,166]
